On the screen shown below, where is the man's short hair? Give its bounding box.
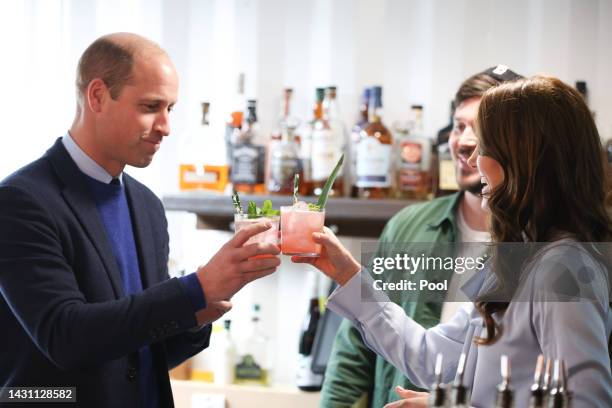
[75,38,136,101]
[454,65,523,107]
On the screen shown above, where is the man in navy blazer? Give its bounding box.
[0,33,280,407]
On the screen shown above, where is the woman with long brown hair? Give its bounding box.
[294,76,611,407]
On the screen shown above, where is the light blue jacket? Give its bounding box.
[327,240,612,407]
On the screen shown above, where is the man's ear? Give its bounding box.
[87,79,108,113]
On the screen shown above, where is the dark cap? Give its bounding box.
[480,64,523,83]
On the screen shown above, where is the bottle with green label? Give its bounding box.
[234,304,270,385]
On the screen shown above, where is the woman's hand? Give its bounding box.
[383,386,429,408]
[291,227,361,286]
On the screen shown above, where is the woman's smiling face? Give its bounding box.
[467,148,505,210]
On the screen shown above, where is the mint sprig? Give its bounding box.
[293,173,300,204]
[232,191,243,214]
[316,154,344,210]
[244,199,279,219]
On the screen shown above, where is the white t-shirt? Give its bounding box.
[440,207,490,323]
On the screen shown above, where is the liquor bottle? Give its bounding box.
[190,321,218,382]
[428,353,447,407]
[226,73,246,172]
[178,102,229,191]
[354,86,393,199]
[234,304,270,386]
[350,87,371,197]
[230,100,266,193]
[436,101,459,196]
[311,86,345,197]
[449,353,470,408]
[299,88,325,196]
[267,123,302,195]
[296,273,323,391]
[495,355,514,408]
[213,319,236,385]
[529,355,545,408]
[396,105,432,199]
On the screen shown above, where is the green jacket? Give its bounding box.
[320,193,462,408]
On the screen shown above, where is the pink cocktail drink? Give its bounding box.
[234,214,279,258]
[280,205,325,257]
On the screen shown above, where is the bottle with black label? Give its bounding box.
[231,100,266,193]
[296,273,323,391]
[437,101,459,196]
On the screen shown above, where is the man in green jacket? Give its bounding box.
[320,65,523,408]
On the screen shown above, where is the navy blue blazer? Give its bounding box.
[0,139,211,407]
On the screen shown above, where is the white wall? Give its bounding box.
[1,0,612,386]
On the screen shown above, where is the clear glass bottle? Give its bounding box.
[234,304,270,386]
[267,124,302,195]
[231,99,266,194]
[350,87,371,197]
[225,73,246,174]
[354,86,393,199]
[396,105,432,199]
[213,319,236,386]
[311,86,345,197]
[299,88,325,196]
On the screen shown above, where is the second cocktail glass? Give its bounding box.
[280,204,325,257]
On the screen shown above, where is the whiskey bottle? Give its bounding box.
[354,86,393,199]
[396,104,432,199]
[435,101,457,196]
[231,100,266,193]
[311,86,345,198]
[178,102,229,191]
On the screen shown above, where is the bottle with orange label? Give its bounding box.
[395,105,431,199]
[178,102,229,191]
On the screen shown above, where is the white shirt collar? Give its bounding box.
[62,132,123,184]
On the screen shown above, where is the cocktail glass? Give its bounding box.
[280,205,325,257]
[234,214,280,258]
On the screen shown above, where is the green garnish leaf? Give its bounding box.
[232,190,243,214]
[293,174,300,204]
[307,203,321,212]
[262,200,272,214]
[316,154,344,210]
[261,200,280,216]
[247,201,259,218]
